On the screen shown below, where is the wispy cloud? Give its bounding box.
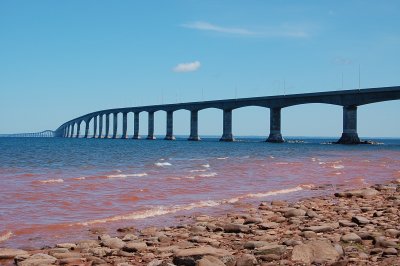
[333,57,353,65]
[181,21,310,38]
[173,61,201,73]
[182,21,255,36]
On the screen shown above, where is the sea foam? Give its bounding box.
[78,185,306,226]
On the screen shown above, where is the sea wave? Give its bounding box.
[77,185,307,226]
[0,231,13,242]
[189,169,207,173]
[155,162,172,167]
[201,164,210,168]
[199,172,218,177]
[333,165,344,169]
[107,173,148,179]
[39,178,64,184]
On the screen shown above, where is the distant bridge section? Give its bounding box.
[0,130,55,138]
[55,86,400,144]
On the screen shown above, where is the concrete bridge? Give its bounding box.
[55,86,400,144]
[0,130,55,138]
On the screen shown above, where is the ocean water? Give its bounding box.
[0,137,399,248]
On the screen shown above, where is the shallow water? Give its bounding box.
[0,137,399,248]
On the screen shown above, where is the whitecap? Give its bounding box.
[155,162,172,167]
[39,178,64,184]
[107,173,148,179]
[184,176,195,179]
[217,157,228,160]
[189,169,207,173]
[0,231,12,242]
[333,165,344,169]
[199,172,218,177]
[201,164,210,168]
[73,177,86,180]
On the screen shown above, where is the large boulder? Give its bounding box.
[291,240,340,264]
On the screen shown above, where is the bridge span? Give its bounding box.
[55,86,400,144]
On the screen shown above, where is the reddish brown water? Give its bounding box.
[0,137,399,248]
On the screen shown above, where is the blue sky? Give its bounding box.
[0,1,399,137]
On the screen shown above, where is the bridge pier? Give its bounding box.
[133,112,140,139]
[70,124,75,139]
[84,119,90,138]
[220,109,234,142]
[188,110,200,141]
[122,112,128,139]
[112,113,118,139]
[147,112,156,140]
[105,114,110,138]
[266,108,284,143]
[336,105,361,144]
[165,111,175,140]
[98,115,103,138]
[76,122,80,138]
[93,116,98,138]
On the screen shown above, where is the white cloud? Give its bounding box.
[173,61,201,73]
[181,21,311,38]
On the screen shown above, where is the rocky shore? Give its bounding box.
[1,180,400,266]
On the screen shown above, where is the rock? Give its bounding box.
[291,240,340,264]
[335,188,379,198]
[48,248,70,256]
[223,223,250,233]
[361,189,380,198]
[190,225,206,233]
[339,220,358,227]
[243,217,263,224]
[244,241,269,249]
[283,239,302,246]
[0,248,29,259]
[341,233,362,243]
[101,237,125,249]
[334,244,344,257]
[18,253,57,266]
[383,247,398,256]
[123,241,147,252]
[254,244,286,255]
[51,252,82,259]
[258,222,279,230]
[374,236,397,248]
[197,255,225,266]
[76,239,99,249]
[122,233,138,241]
[351,216,370,225]
[303,225,333,233]
[58,257,86,265]
[301,231,317,239]
[147,259,163,266]
[306,210,319,218]
[370,248,383,255]
[235,254,257,266]
[117,226,135,233]
[55,243,77,249]
[88,247,112,257]
[271,200,287,206]
[385,228,400,238]
[173,246,233,265]
[259,254,281,262]
[284,208,306,218]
